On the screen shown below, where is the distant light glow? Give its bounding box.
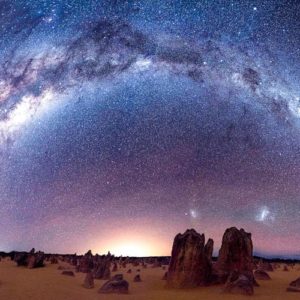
[256,206,275,224]
[189,209,198,219]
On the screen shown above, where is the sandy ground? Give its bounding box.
[0,258,300,300]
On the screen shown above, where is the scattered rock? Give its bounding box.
[287,287,300,293]
[14,252,29,267]
[111,274,124,281]
[50,256,58,264]
[223,271,254,296]
[162,272,168,280]
[27,252,45,269]
[83,272,94,289]
[127,269,132,274]
[258,261,274,272]
[134,274,141,282]
[94,258,111,279]
[14,250,45,268]
[112,262,118,272]
[62,271,75,276]
[287,277,300,292]
[98,278,129,294]
[283,265,289,271]
[254,270,271,280]
[79,250,93,273]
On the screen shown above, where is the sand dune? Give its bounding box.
[0,258,299,300]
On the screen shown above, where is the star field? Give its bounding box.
[0,0,300,257]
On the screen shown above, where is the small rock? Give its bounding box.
[254,270,271,280]
[223,271,254,296]
[134,274,141,282]
[162,272,168,280]
[287,277,300,292]
[283,265,289,271]
[98,279,129,294]
[62,271,75,276]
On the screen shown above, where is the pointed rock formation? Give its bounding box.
[204,238,214,260]
[79,250,93,273]
[217,227,254,283]
[112,262,118,272]
[167,229,213,288]
[83,272,94,289]
[283,265,289,271]
[94,257,111,279]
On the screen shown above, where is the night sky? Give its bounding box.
[0,0,300,258]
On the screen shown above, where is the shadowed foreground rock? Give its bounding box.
[223,271,254,296]
[167,229,213,288]
[254,269,271,280]
[98,277,129,294]
[287,277,300,293]
[216,227,254,284]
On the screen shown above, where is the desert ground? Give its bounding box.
[0,258,299,300]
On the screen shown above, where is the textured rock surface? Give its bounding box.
[287,277,300,292]
[223,272,254,296]
[254,269,271,280]
[167,229,213,288]
[217,227,254,283]
[83,272,94,289]
[98,278,129,294]
[78,250,93,273]
[94,258,111,279]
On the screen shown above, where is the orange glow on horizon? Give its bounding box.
[89,230,170,257]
